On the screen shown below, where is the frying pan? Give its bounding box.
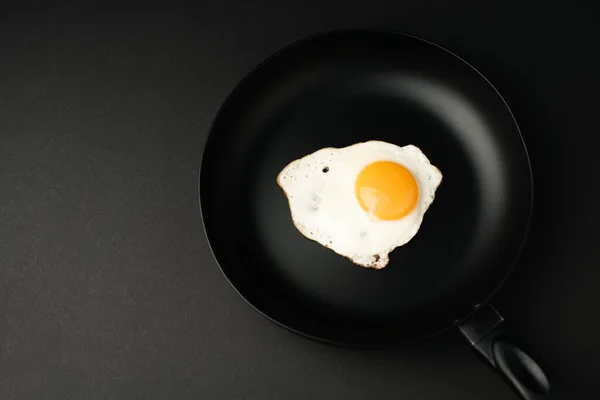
[200,30,556,399]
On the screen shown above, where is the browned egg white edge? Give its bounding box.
[276,156,390,270]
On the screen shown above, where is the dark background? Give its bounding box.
[1,6,598,400]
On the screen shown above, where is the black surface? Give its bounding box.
[201,30,532,345]
[1,7,599,400]
[459,306,558,400]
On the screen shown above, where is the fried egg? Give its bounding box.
[277,141,442,269]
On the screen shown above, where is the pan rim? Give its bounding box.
[198,28,534,347]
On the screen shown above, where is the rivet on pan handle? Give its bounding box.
[458,304,562,400]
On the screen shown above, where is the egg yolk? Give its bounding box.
[355,161,419,221]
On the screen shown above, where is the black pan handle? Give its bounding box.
[458,305,558,400]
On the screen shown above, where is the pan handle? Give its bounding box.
[458,304,560,400]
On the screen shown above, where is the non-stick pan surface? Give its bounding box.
[200,30,532,346]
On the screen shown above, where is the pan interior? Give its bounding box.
[200,31,532,345]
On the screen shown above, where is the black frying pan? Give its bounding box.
[200,30,557,399]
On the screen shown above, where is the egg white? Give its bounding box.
[277,141,442,269]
